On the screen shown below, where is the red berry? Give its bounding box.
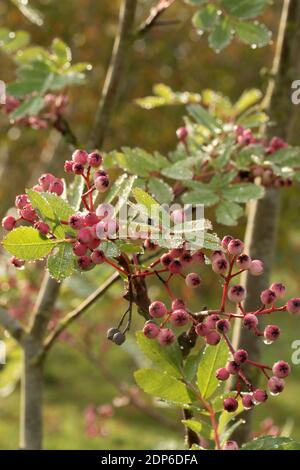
[176,127,188,141]
[49,179,64,196]
[195,322,210,337]
[221,235,234,250]
[226,361,240,375]
[228,285,246,303]
[64,160,74,173]
[211,250,226,262]
[233,349,248,365]
[206,314,220,330]
[143,322,160,339]
[242,394,254,410]
[216,367,230,381]
[20,204,37,223]
[2,215,16,231]
[149,301,167,318]
[270,283,286,299]
[236,254,252,270]
[77,255,93,270]
[223,397,238,413]
[170,309,189,327]
[216,319,230,333]
[73,163,85,175]
[205,331,221,346]
[264,325,280,343]
[260,289,276,305]
[227,239,244,256]
[168,260,182,274]
[34,221,50,235]
[91,250,105,264]
[84,212,99,227]
[39,173,55,191]
[73,242,88,256]
[253,389,268,403]
[180,252,193,266]
[287,298,300,314]
[243,313,258,330]
[272,360,291,378]
[212,258,228,275]
[72,149,88,165]
[69,214,85,230]
[158,328,175,346]
[10,256,25,268]
[87,151,102,168]
[94,175,110,192]
[223,440,239,450]
[77,227,93,245]
[268,376,285,395]
[15,194,29,209]
[185,273,201,288]
[192,251,205,264]
[171,298,186,311]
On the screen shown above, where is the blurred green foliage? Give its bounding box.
[1,0,300,450]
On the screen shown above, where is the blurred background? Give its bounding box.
[0,0,300,450]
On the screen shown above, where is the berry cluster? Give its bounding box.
[3,94,68,130]
[143,235,299,414]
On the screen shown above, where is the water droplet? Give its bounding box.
[251,44,258,50]
[197,30,204,36]
[217,10,222,16]
[264,339,273,345]
[270,391,279,397]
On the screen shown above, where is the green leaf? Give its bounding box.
[161,156,202,181]
[26,189,65,238]
[51,38,71,67]
[187,104,222,133]
[132,187,169,228]
[182,419,202,434]
[203,232,221,250]
[216,201,243,226]
[183,351,203,382]
[11,0,44,26]
[68,175,85,211]
[269,147,300,167]
[10,96,44,120]
[2,227,59,260]
[113,175,137,216]
[117,242,144,255]
[42,192,75,224]
[47,242,75,281]
[242,436,300,450]
[185,0,208,5]
[209,18,233,51]
[220,0,269,20]
[197,341,229,399]
[236,21,272,48]
[115,148,168,177]
[0,30,30,54]
[136,332,182,377]
[235,144,265,169]
[233,89,263,115]
[192,5,218,31]
[222,183,265,203]
[134,369,192,404]
[209,171,238,189]
[182,184,219,207]
[148,178,174,204]
[104,174,128,204]
[101,241,120,258]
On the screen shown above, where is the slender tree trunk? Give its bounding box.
[20,337,44,450]
[232,0,300,443]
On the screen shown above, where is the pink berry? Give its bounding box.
[20,204,37,223]
[34,221,50,235]
[192,251,205,264]
[170,309,189,327]
[272,360,291,378]
[268,376,285,394]
[221,235,234,250]
[39,173,55,191]
[84,212,99,227]
[212,258,228,275]
[195,322,210,337]
[86,238,101,250]
[77,255,93,270]
[73,163,85,175]
[226,361,240,375]
[77,227,93,245]
[287,298,300,314]
[216,319,230,333]
[96,203,114,219]
[2,215,16,231]
[228,285,246,303]
[94,175,110,192]
[91,250,105,264]
[15,194,29,209]
[73,242,88,256]
[180,252,193,266]
[149,301,167,318]
[10,256,25,268]
[160,253,173,268]
[176,127,188,141]
[227,239,244,256]
[250,259,264,276]
[64,160,74,173]
[242,394,254,410]
[158,328,175,346]
[171,209,186,224]
[168,260,182,274]
[264,325,280,343]
[216,368,230,381]
[49,179,64,196]
[72,149,88,165]
[185,273,201,288]
[143,239,157,251]
[143,321,160,339]
[243,313,258,330]
[69,214,84,230]
[236,254,252,270]
[253,389,268,403]
[260,289,276,305]
[223,397,238,413]
[87,151,102,168]
[205,331,221,346]
[206,314,220,330]
[211,250,226,262]
[223,440,239,450]
[270,283,286,299]
[172,298,186,310]
[233,349,248,365]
